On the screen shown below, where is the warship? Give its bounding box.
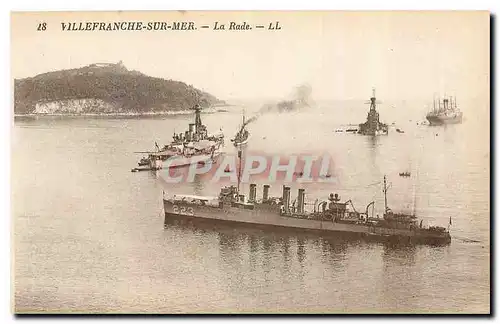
[133,104,224,171]
[162,174,451,245]
[426,96,463,125]
[358,89,389,136]
[132,142,220,172]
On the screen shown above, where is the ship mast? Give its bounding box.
[370,87,377,112]
[412,178,417,216]
[237,149,243,199]
[433,94,437,113]
[383,175,389,213]
[239,112,246,135]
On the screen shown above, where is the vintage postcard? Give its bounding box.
[11,11,490,314]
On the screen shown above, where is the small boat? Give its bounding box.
[396,128,404,133]
[399,172,411,177]
[138,157,149,166]
[231,113,251,146]
[131,166,161,172]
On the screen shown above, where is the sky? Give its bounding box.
[11,11,490,102]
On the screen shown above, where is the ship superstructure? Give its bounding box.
[170,104,224,146]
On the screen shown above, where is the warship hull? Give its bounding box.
[163,152,220,168]
[163,199,451,245]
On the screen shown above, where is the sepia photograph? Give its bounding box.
[11,10,490,314]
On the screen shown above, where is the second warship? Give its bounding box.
[133,104,224,171]
[358,89,389,136]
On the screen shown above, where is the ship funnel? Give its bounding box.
[283,186,291,213]
[263,184,270,201]
[249,184,257,202]
[297,189,305,213]
[189,123,195,136]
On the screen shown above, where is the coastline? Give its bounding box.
[14,108,232,119]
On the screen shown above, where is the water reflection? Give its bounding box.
[260,235,274,272]
[277,236,292,273]
[296,237,306,266]
[217,231,240,253]
[192,173,205,195]
[248,234,259,271]
[382,242,417,267]
[380,242,420,312]
[320,237,349,260]
[364,135,382,181]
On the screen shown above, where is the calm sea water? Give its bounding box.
[12,100,490,313]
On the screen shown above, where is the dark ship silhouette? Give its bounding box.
[358,88,389,136]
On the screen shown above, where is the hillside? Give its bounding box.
[14,61,225,115]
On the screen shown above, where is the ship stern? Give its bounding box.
[426,115,443,126]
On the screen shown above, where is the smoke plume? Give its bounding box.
[259,84,314,114]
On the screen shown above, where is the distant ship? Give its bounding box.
[162,153,451,245]
[358,88,388,136]
[426,96,463,125]
[231,113,250,146]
